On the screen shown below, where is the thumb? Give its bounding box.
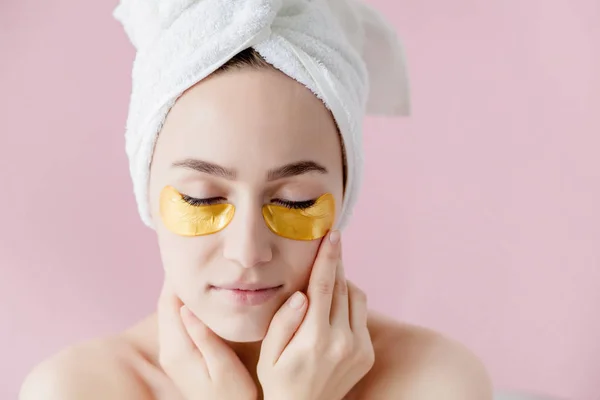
[180,306,245,378]
[260,291,308,365]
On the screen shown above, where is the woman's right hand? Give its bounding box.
[157,281,257,400]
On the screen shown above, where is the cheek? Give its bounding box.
[279,238,322,289]
[156,227,216,279]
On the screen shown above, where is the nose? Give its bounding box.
[222,203,273,269]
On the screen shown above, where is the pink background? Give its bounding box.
[1,0,599,398]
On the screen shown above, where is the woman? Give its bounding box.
[20,1,493,399]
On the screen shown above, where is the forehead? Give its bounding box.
[155,67,342,171]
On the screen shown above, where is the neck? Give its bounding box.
[225,338,263,367]
[225,339,264,398]
[131,313,265,398]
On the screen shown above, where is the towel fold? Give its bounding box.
[113,0,410,230]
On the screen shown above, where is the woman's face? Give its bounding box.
[148,66,344,342]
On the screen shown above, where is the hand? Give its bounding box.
[157,281,257,400]
[257,231,375,400]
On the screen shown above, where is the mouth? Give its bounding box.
[210,284,284,306]
[211,282,284,291]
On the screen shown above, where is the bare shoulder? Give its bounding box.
[19,334,153,400]
[352,311,494,400]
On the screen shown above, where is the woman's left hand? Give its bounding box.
[257,231,375,400]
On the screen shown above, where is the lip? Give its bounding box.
[212,282,282,291]
[210,284,283,306]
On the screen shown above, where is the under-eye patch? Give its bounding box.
[262,193,335,241]
[159,185,235,236]
[160,186,335,240]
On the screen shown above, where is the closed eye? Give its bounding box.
[181,195,226,207]
[181,195,318,210]
[271,199,317,210]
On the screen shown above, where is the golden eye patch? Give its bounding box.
[262,193,335,241]
[160,186,335,240]
[159,185,235,236]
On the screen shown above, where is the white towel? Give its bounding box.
[113,0,410,231]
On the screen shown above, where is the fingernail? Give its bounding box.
[289,292,306,309]
[329,230,340,244]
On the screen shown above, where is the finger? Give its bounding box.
[260,291,308,365]
[306,230,341,324]
[329,257,350,328]
[347,280,369,333]
[157,282,208,378]
[180,305,246,379]
[157,282,200,357]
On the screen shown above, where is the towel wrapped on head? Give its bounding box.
[113,0,410,230]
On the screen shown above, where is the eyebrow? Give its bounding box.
[171,159,328,181]
[267,160,328,181]
[172,158,236,179]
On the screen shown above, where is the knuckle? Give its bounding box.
[305,330,323,349]
[300,329,326,354]
[328,334,354,360]
[351,286,367,303]
[360,345,376,368]
[335,277,348,296]
[298,342,320,359]
[315,279,335,295]
[354,337,375,365]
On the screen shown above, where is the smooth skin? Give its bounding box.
[257,231,375,400]
[20,235,493,400]
[155,230,374,400]
[19,66,493,400]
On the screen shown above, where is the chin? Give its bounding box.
[209,316,269,343]
[217,328,266,343]
[202,308,273,343]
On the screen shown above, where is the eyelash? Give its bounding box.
[272,199,317,209]
[181,195,226,206]
[181,195,316,209]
